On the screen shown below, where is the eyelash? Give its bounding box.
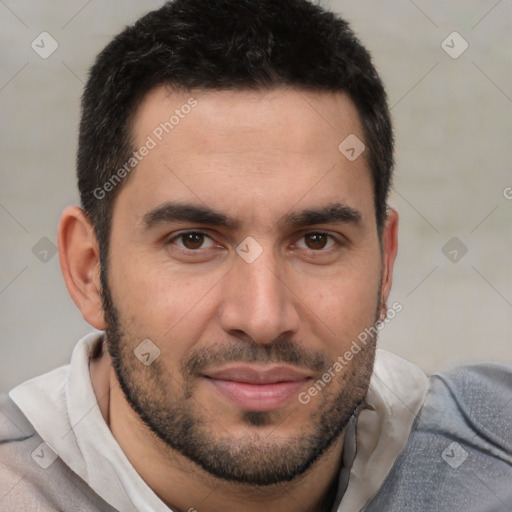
[295,232,337,251]
[167,230,341,253]
[170,231,217,250]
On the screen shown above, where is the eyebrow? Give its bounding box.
[279,202,362,228]
[139,201,362,231]
[140,202,238,230]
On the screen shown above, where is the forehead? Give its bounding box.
[119,85,374,229]
[133,85,365,156]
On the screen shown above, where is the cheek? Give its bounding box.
[294,256,381,352]
[109,252,223,346]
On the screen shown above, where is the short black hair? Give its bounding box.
[77,0,394,269]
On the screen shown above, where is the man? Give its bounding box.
[1,0,511,510]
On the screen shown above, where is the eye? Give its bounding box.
[172,232,216,250]
[296,232,337,251]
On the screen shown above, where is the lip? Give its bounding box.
[202,364,311,412]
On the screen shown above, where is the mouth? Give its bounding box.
[202,364,312,412]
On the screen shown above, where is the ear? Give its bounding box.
[58,206,106,330]
[379,207,399,316]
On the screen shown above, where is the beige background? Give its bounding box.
[1,0,511,392]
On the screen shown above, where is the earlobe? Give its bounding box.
[380,207,399,310]
[58,206,106,330]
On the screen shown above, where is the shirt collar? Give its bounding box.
[333,349,429,511]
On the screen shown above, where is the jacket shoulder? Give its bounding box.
[362,362,512,511]
[433,362,512,454]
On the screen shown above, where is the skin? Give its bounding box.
[59,86,398,512]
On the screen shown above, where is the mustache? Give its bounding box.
[182,337,330,375]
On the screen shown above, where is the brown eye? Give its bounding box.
[303,233,330,250]
[179,232,207,250]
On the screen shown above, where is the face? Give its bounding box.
[101,86,390,485]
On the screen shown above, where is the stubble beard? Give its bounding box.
[100,272,379,486]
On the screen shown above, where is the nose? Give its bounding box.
[218,248,301,345]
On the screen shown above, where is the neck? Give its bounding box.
[90,346,344,512]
